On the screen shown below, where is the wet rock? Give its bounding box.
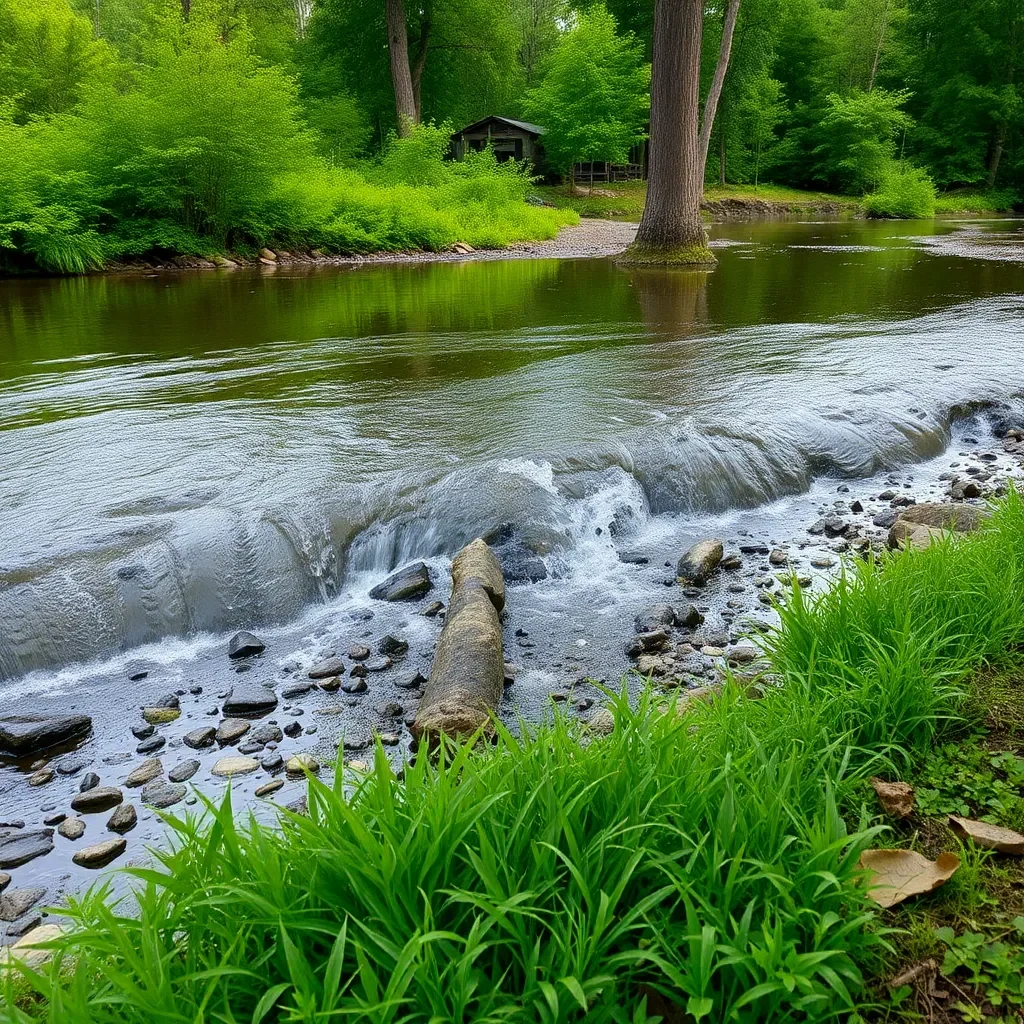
[281,681,313,699]
[380,701,404,717]
[43,813,65,827]
[28,769,53,787]
[57,817,85,840]
[308,657,345,679]
[421,601,445,617]
[624,630,670,658]
[720,555,742,571]
[71,787,123,814]
[635,655,664,675]
[378,731,401,746]
[106,803,137,834]
[56,757,88,776]
[366,657,392,672]
[887,502,988,550]
[131,723,155,740]
[142,707,180,726]
[951,480,982,500]
[342,678,367,694]
[769,549,788,567]
[150,693,180,709]
[285,753,319,775]
[212,756,259,777]
[216,719,251,745]
[0,715,92,757]
[634,604,676,633]
[676,539,724,586]
[184,726,217,749]
[255,780,284,798]
[724,645,759,665]
[396,670,426,689]
[238,741,264,755]
[0,887,46,922]
[850,500,864,513]
[872,510,899,528]
[378,635,409,658]
[228,631,266,659]
[136,735,166,754]
[349,663,368,678]
[283,721,303,738]
[369,562,432,602]
[261,752,284,772]
[222,682,277,716]
[348,645,371,661]
[0,830,54,868]
[168,759,200,783]
[340,727,371,751]
[252,723,283,745]
[318,676,341,691]
[125,758,163,788]
[72,838,126,869]
[676,604,704,629]
[0,874,8,893]
[739,543,769,555]
[142,781,186,808]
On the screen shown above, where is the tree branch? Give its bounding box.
[698,0,740,176]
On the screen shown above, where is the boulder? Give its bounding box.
[222,682,277,716]
[412,539,505,743]
[0,715,92,757]
[72,838,126,869]
[887,503,988,551]
[369,562,432,602]
[0,830,54,868]
[228,631,266,659]
[676,539,724,586]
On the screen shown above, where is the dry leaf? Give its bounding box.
[870,777,915,818]
[948,815,1024,855]
[859,849,960,908]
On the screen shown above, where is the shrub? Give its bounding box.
[862,164,937,219]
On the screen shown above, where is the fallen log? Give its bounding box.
[412,539,506,744]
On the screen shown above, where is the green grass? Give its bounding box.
[535,181,856,220]
[933,188,1021,214]
[6,493,1024,1022]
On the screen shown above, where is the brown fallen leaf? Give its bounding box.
[948,815,1024,855]
[859,849,960,908]
[871,777,915,818]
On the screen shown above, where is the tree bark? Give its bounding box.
[699,0,740,177]
[385,0,418,137]
[987,123,1007,186]
[621,0,714,264]
[181,0,191,20]
[410,17,431,124]
[867,0,891,93]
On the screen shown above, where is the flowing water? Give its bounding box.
[2,217,1024,688]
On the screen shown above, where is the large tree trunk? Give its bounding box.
[385,0,418,137]
[699,0,740,176]
[621,0,713,265]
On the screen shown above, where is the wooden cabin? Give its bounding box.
[451,116,547,167]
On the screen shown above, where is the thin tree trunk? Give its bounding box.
[698,0,740,177]
[410,18,431,124]
[867,0,891,93]
[621,0,713,264]
[719,127,726,185]
[385,0,418,136]
[987,123,1007,186]
[181,0,190,20]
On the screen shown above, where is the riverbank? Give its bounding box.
[6,481,1024,1021]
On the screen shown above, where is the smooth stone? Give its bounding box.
[131,722,155,740]
[255,780,284,798]
[142,781,186,809]
[676,539,724,586]
[125,758,163,788]
[342,678,367,694]
[0,873,8,892]
[283,721,302,738]
[0,830,55,868]
[72,838,126,868]
[1,924,63,967]
[238,741,264,755]
[135,735,166,754]
[349,663,368,678]
[633,604,676,633]
[56,757,88,775]
[308,657,345,679]
[285,753,319,774]
[0,887,47,922]
[167,759,200,783]
[318,676,341,691]
[228,631,266,659]
[366,657,392,672]
[252,723,283,744]
[70,787,123,813]
[261,752,284,771]
[0,715,92,757]
[420,601,445,617]
[77,773,99,797]
[28,769,54,787]
[57,817,86,840]
[368,562,432,602]
[42,813,66,826]
[281,681,313,698]
[183,726,217,749]
[222,682,277,716]
[216,718,251,745]
[378,635,408,657]
[150,693,180,709]
[106,803,137,834]
[348,645,371,661]
[212,756,259,777]
[142,707,180,725]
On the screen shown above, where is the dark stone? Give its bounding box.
[348,645,371,661]
[396,670,426,690]
[128,671,149,682]
[618,550,649,565]
[281,681,313,699]
[0,715,92,757]
[624,630,670,658]
[42,813,65,826]
[349,664,368,678]
[136,735,166,755]
[378,635,408,658]
[308,658,344,680]
[183,727,216,749]
[261,753,284,772]
[850,500,864,513]
[252,723,283,745]
[131,723,155,740]
[238,741,264,755]
[738,544,769,555]
[676,604,705,629]
[0,830,54,869]
[0,887,46,922]
[216,719,250,745]
[222,682,278,716]
[228,631,266,659]
[368,562,432,602]
[283,721,303,738]
[634,604,676,633]
[167,759,200,783]
[366,657,392,673]
[342,679,367,694]
[150,693,180,709]
[822,516,847,538]
[420,602,445,617]
[70,787,123,813]
[55,757,87,776]
[106,803,137,834]
[872,510,899,528]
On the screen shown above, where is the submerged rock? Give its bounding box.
[368,562,432,602]
[676,539,724,586]
[0,715,92,757]
[0,830,54,869]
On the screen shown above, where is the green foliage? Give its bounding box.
[915,745,1024,830]
[524,5,649,174]
[862,163,936,218]
[935,922,1024,1023]
[933,188,1020,213]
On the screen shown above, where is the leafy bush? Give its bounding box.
[862,164,937,218]
[933,188,1020,213]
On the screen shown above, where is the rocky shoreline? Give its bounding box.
[2,416,1023,954]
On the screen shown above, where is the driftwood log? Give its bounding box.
[412,539,505,743]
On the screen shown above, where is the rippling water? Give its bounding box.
[2,217,1023,680]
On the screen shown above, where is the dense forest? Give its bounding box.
[1,0,1021,272]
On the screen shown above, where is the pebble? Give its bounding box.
[125,758,163,788]
[348,645,371,661]
[342,678,367,694]
[72,838,126,869]
[70,787,123,813]
[42,813,66,826]
[136,735,166,755]
[57,817,86,840]
[283,721,303,738]
[28,769,53,787]
[167,759,200,783]
[131,723,155,740]
[285,753,320,774]
[261,752,284,772]
[255,780,285,798]
[79,772,101,793]
[308,657,345,679]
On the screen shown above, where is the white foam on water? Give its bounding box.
[496,458,559,495]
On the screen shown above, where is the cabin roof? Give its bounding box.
[455,115,547,137]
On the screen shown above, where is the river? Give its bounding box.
[1,215,1023,897]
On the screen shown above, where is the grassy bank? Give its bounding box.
[5,495,1024,1022]
[933,189,1021,214]
[535,181,858,220]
